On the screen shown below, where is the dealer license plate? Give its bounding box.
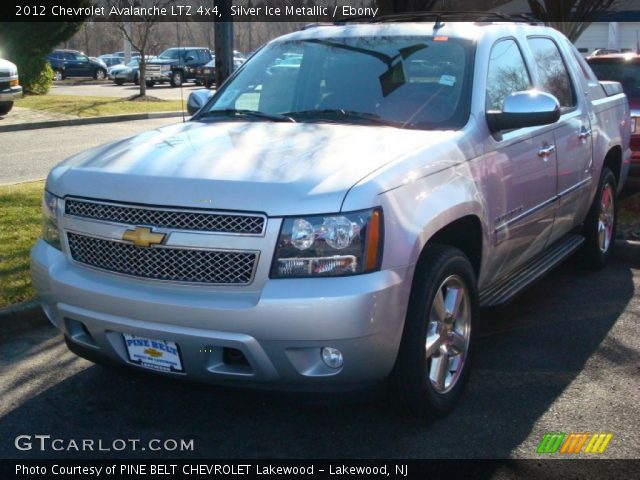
[123,333,183,373]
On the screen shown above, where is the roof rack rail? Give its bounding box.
[333,11,543,26]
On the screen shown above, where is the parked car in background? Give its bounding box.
[0,57,22,115]
[266,54,302,76]
[48,49,108,81]
[113,57,155,86]
[145,47,212,87]
[589,48,620,57]
[33,19,630,419]
[113,51,141,58]
[588,53,640,185]
[195,56,245,88]
[99,55,125,69]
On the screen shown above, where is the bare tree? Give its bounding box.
[527,0,616,41]
[107,0,178,97]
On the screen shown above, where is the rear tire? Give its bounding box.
[94,68,106,80]
[391,245,478,419]
[145,80,155,88]
[581,167,617,269]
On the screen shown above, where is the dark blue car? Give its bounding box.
[48,49,108,81]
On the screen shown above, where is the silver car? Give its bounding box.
[32,20,630,418]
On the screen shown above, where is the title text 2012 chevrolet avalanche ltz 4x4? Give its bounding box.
[32,18,630,418]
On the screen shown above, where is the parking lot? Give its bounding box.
[1,258,639,459]
[0,118,180,184]
[50,80,208,100]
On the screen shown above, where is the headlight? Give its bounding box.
[160,65,171,72]
[271,208,383,278]
[203,68,212,74]
[42,190,61,250]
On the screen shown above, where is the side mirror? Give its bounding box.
[486,90,560,133]
[185,56,195,62]
[187,89,214,116]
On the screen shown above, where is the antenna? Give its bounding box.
[177,21,186,123]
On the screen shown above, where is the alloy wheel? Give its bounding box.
[598,183,614,253]
[425,274,471,394]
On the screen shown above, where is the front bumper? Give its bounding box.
[31,240,411,391]
[145,72,171,82]
[0,85,22,102]
[114,72,134,82]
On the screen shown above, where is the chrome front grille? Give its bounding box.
[67,232,258,285]
[146,64,161,73]
[65,199,265,235]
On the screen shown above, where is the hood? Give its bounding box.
[0,58,17,75]
[47,120,459,216]
[147,59,177,66]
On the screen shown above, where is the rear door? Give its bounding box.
[526,36,593,243]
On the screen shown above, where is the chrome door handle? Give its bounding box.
[578,128,592,140]
[538,144,556,158]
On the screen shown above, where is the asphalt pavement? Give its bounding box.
[1,258,638,459]
[0,117,182,184]
[50,81,205,100]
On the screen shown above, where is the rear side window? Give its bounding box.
[486,39,532,110]
[528,37,576,109]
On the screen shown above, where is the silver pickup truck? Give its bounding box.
[32,19,630,418]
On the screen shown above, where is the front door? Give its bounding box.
[483,38,558,278]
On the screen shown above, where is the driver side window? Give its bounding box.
[486,39,532,111]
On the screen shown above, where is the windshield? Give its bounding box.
[158,49,182,60]
[201,35,474,129]
[126,59,139,67]
[589,58,640,100]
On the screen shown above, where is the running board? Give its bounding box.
[479,234,585,307]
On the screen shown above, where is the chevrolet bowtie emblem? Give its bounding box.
[122,227,166,248]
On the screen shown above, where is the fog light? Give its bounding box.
[321,347,343,369]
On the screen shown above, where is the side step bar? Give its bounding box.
[479,234,585,307]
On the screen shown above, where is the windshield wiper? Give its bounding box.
[284,109,396,126]
[200,109,296,123]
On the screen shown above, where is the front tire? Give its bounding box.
[0,102,13,115]
[581,167,617,269]
[391,245,478,419]
[170,70,184,87]
[145,80,155,88]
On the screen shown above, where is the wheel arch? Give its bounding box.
[602,145,622,187]
[422,215,484,279]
